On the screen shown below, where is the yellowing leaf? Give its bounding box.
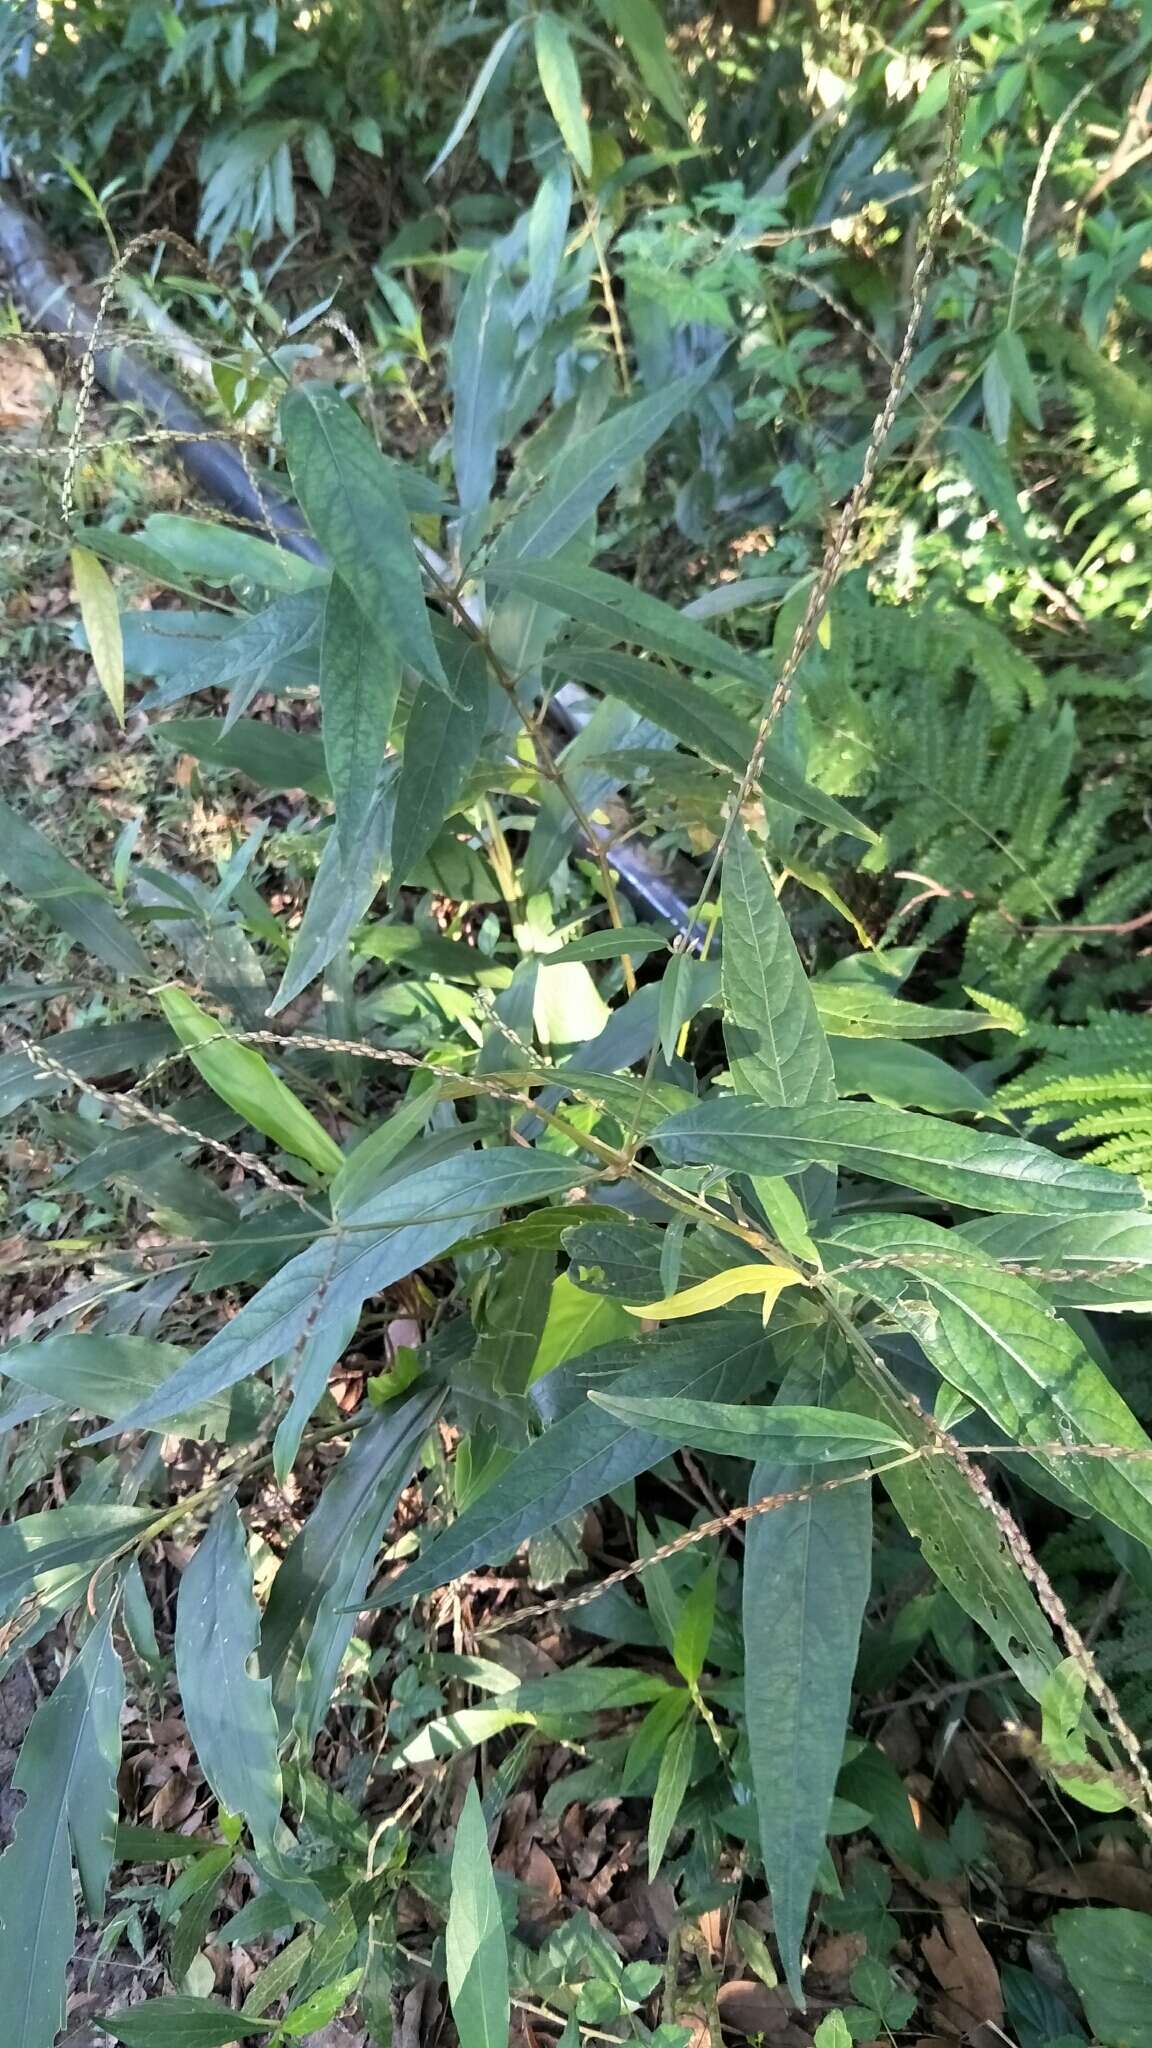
[627,1263,804,1323]
[71,546,125,725]
[158,987,344,1177]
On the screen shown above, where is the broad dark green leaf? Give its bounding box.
[960,1210,1152,1312]
[832,1039,993,1117]
[533,12,592,174]
[743,1333,871,2003]
[447,1783,510,2048]
[1052,1909,1152,2048]
[322,573,402,859]
[0,1334,227,1433]
[0,798,150,978]
[97,1998,272,2048]
[176,1498,283,1858]
[489,372,710,563]
[379,1320,770,1602]
[0,1610,124,2048]
[723,822,835,1108]
[281,386,446,689]
[823,1213,1152,1549]
[152,718,330,797]
[451,243,517,515]
[390,635,490,886]
[261,1388,441,1745]
[88,1151,589,1437]
[0,1506,156,1622]
[590,1394,908,1463]
[654,1099,1142,1214]
[814,984,1006,1039]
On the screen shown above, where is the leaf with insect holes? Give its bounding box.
[744,1332,872,2004]
[377,1320,771,1603]
[158,987,344,1177]
[533,12,592,173]
[654,1098,1142,1214]
[822,1212,1152,1550]
[0,798,150,979]
[322,573,402,861]
[625,1264,803,1322]
[490,370,712,563]
[723,823,835,1109]
[176,1498,283,1860]
[447,1784,510,2048]
[451,242,517,515]
[71,546,124,724]
[390,633,490,887]
[281,386,447,690]
[87,1150,589,1438]
[0,1609,124,2048]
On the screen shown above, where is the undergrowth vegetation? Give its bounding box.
[5,4,1152,2046]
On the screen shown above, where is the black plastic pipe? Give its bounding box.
[0,188,699,935]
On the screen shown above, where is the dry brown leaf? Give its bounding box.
[809,1929,868,1985]
[920,1906,1003,2034]
[1029,1861,1152,1912]
[715,1980,794,2036]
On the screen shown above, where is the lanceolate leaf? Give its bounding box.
[378,1321,771,1602]
[281,386,447,690]
[490,371,711,563]
[594,0,687,126]
[447,1783,510,2048]
[390,636,490,887]
[0,797,150,979]
[723,823,835,1109]
[451,242,517,515]
[743,1332,872,2004]
[322,573,401,859]
[960,1210,1152,1312]
[0,1609,124,2048]
[654,1099,1142,1214]
[175,1498,284,1858]
[261,1388,441,1744]
[590,1394,908,1463]
[533,12,592,173]
[71,546,125,724]
[428,17,526,177]
[490,557,772,692]
[96,1998,272,2048]
[849,1373,1061,1700]
[823,1213,1152,1548]
[832,1038,994,1117]
[88,1150,590,1437]
[158,987,344,1176]
[0,1506,155,1623]
[813,984,1007,1039]
[648,1709,696,1877]
[0,1334,227,1432]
